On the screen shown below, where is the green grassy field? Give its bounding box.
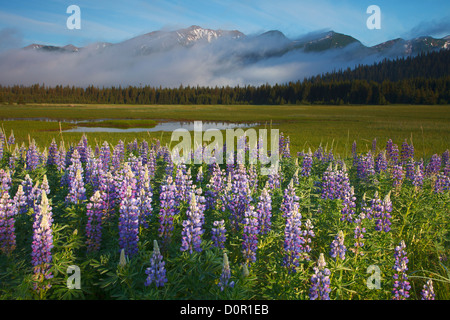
[1,104,449,159]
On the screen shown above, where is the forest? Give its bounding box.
[0,49,449,105]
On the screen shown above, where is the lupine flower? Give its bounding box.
[400,139,414,164]
[86,191,106,252]
[392,240,411,300]
[357,152,375,180]
[256,184,272,235]
[31,191,53,294]
[420,279,435,300]
[386,140,399,164]
[242,205,258,267]
[7,131,15,145]
[283,203,305,272]
[434,174,450,193]
[218,252,234,291]
[309,253,331,300]
[13,185,27,214]
[158,175,178,245]
[174,164,193,203]
[301,219,315,261]
[180,192,204,254]
[412,165,424,189]
[136,165,153,229]
[99,141,111,171]
[330,230,346,261]
[341,186,356,223]
[371,138,377,154]
[145,240,168,288]
[321,163,337,200]
[211,220,226,249]
[65,169,86,204]
[375,192,392,232]
[442,149,450,168]
[392,164,404,189]
[205,162,224,210]
[226,164,252,231]
[26,141,40,170]
[375,151,388,173]
[0,189,17,255]
[266,162,282,190]
[281,179,299,218]
[196,166,204,183]
[112,140,125,172]
[425,154,441,177]
[118,185,140,258]
[46,139,59,166]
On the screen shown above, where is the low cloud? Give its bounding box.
[0,29,416,88]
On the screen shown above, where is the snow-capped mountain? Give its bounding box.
[7,26,449,88]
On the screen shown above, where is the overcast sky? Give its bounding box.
[0,0,449,49]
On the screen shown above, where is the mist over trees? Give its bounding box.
[1,49,449,105]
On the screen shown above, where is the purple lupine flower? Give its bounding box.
[196,166,204,183]
[180,192,204,254]
[218,252,235,291]
[85,190,106,252]
[375,192,392,232]
[139,140,149,164]
[256,184,272,235]
[226,164,252,231]
[281,179,299,218]
[118,185,140,258]
[314,145,324,162]
[368,191,383,221]
[283,203,305,273]
[330,230,346,261]
[0,189,17,255]
[57,144,66,172]
[352,210,366,256]
[46,139,59,166]
[242,205,258,267]
[26,141,40,170]
[357,152,375,180]
[7,131,15,145]
[266,164,282,190]
[174,164,193,203]
[212,220,226,249]
[13,185,27,214]
[0,141,3,161]
[412,165,424,189]
[248,164,258,191]
[405,158,415,180]
[341,185,356,223]
[301,149,313,177]
[371,138,377,154]
[99,141,111,171]
[301,219,315,261]
[61,149,83,187]
[65,169,86,204]
[425,154,441,177]
[136,165,153,229]
[421,279,435,300]
[392,164,404,189]
[392,240,411,300]
[98,171,118,220]
[375,151,388,173]
[0,169,11,194]
[31,191,53,293]
[400,139,414,164]
[205,162,224,210]
[112,140,125,172]
[158,175,178,245]
[434,174,450,193]
[321,163,337,200]
[309,253,331,300]
[145,240,168,288]
[352,141,357,165]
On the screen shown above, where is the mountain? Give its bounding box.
[6,25,449,88]
[23,25,449,58]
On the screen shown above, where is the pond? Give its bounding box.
[63,121,262,133]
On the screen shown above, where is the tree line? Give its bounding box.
[1,49,449,105]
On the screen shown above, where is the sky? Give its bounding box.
[0,0,449,50]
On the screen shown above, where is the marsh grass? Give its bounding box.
[1,104,449,159]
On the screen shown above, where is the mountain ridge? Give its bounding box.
[23,25,450,56]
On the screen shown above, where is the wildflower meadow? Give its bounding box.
[0,131,449,301]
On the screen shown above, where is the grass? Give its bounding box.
[1,103,449,159]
